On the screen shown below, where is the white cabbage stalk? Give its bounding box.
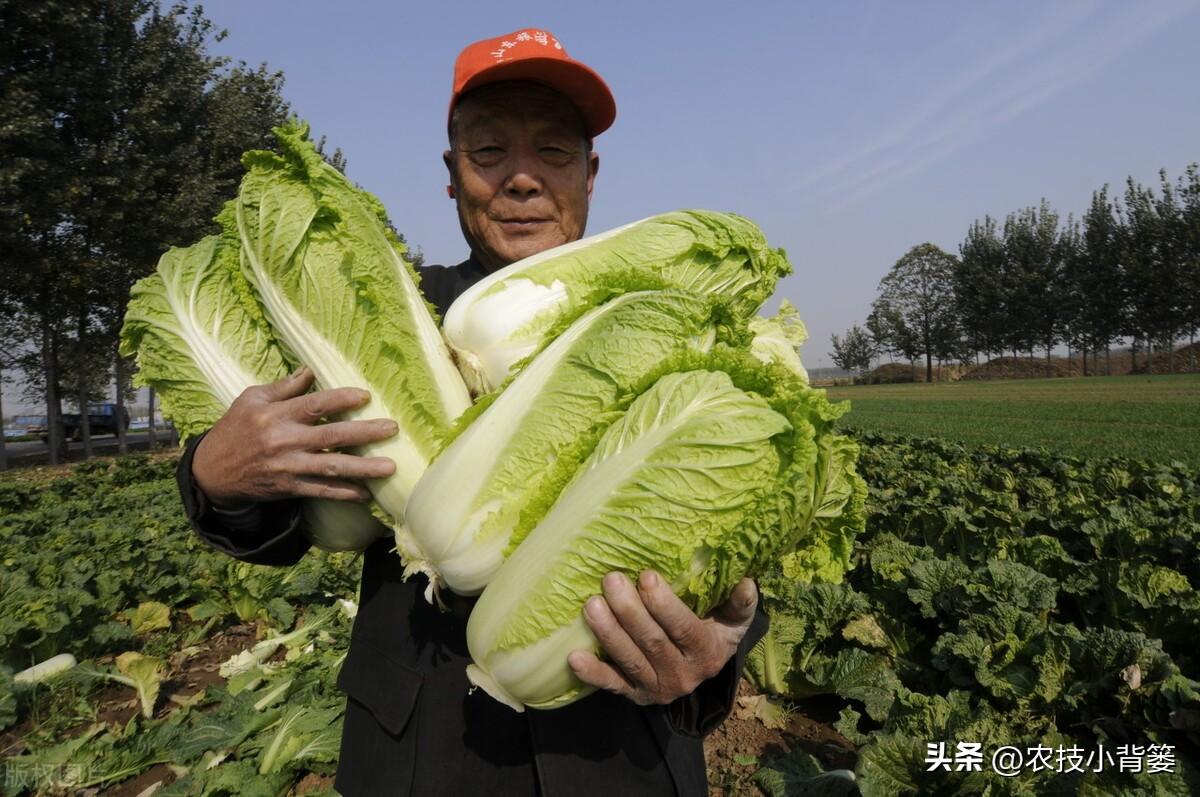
[442,211,792,395]
[120,230,385,551]
[402,291,724,594]
[235,123,471,533]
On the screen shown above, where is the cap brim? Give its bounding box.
[455,57,616,138]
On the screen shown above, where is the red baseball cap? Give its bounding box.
[449,28,616,139]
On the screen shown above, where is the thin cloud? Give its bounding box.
[797,0,1199,211]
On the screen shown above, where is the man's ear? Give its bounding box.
[443,149,456,199]
[586,151,600,201]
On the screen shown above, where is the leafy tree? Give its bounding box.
[1056,214,1089,372]
[1,2,289,460]
[1177,164,1200,369]
[830,325,876,377]
[1001,199,1062,362]
[955,216,1008,361]
[1121,175,1191,372]
[1073,187,1127,375]
[871,243,959,383]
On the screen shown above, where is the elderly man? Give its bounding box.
[179,28,766,796]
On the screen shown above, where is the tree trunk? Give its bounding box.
[147,387,157,449]
[925,350,933,384]
[42,321,66,465]
[1105,345,1111,376]
[1167,334,1174,374]
[77,308,92,459]
[1131,337,1138,373]
[114,350,128,455]
[78,376,92,459]
[1190,331,1196,372]
[0,367,7,471]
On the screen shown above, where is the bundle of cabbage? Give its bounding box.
[441,210,792,395]
[119,226,385,551]
[464,351,867,711]
[233,122,472,532]
[402,289,742,593]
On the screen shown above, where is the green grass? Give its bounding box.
[825,374,1200,467]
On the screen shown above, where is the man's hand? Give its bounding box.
[192,367,398,509]
[567,570,758,706]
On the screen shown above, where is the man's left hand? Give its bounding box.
[567,570,758,706]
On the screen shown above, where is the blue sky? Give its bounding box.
[13,0,1200,418]
[187,0,1200,369]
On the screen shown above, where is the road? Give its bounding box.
[3,431,178,468]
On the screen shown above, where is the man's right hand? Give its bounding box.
[192,367,398,509]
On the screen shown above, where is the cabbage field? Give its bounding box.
[1,430,1196,796]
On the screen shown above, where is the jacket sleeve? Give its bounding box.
[176,430,310,567]
[663,604,769,738]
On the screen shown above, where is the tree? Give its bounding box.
[1178,164,1200,369]
[1,2,289,460]
[1056,214,1088,371]
[955,216,1008,361]
[1001,199,1062,362]
[871,243,959,383]
[1121,174,1190,372]
[1072,187,1127,375]
[830,325,876,377]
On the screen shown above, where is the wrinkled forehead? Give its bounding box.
[453,81,588,140]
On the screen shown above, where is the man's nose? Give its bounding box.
[504,149,543,197]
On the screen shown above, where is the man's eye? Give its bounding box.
[539,147,575,165]
[468,146,505,165]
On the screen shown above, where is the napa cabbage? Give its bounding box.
[233,122,472,532]
[120,227,385,552]
[441,211,792,395]
[466,356,867,711]
[402,290,740,594]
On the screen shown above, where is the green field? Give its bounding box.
[826,373,1200,467]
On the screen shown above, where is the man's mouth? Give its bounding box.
[497,218,551,232]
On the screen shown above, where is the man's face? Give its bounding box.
[444,82,600,270]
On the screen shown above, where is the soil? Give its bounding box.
[1132,341,1200,374]
[862,347,1199,384]
[704,680,855,796]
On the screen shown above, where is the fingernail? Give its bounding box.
[292,366,307,378]
[603,572,623,591]
[585,597,604,619]
[639,570,659,590]
[357,389,371,403]
[567,651,585,670]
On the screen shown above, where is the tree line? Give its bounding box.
[832,166,1200,382]
[0,2,393,470]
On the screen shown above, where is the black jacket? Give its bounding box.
[176,256,768,796]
